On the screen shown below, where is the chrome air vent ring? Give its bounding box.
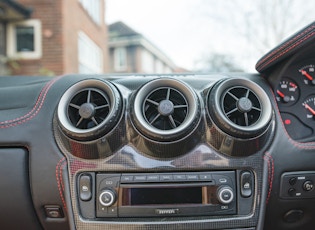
[208,78,272,138]
[131,78,200,142]
[57,79,122,141]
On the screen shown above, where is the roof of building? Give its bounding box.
[109,21,140,37]
[0,0,32,20]
[108,21,176,70]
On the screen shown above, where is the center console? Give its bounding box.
[77,170,254,220]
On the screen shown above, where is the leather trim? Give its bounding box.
[56,157,67,210]
[256,22,315,73]
[0,76,61,129]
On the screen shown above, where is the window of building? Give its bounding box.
[79,0,101,24]
[7,19,42,59]
[141,49,154,73]
[16,26,34,52]
[155,59,164,73]
[78,31,103,74]
[114,47,127,71]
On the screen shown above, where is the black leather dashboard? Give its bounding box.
[1,22,315,230]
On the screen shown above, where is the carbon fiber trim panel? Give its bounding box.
[52,74,274,230]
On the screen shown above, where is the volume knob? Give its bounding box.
[99,189,116,207]
[217,186,234,204]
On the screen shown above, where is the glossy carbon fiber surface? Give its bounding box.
[52,74,274,229]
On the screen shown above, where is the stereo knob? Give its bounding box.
[99,189,116,207]
[217,186,234,204]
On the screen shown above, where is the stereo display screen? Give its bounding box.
[123,186,202,205]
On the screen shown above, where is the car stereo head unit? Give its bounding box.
[94,171,236,218]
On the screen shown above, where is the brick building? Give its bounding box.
[0,0,108,76]
[108,21,176,74]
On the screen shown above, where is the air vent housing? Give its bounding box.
[131,78,200,142]
[57,79,122,141]
[208,78,272,138]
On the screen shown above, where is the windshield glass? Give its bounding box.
[1,0,314,76]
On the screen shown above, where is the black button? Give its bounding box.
[221,191,232,201]
[147,175,159,182]
[79,174,92,201]
[213,174,229,184]
[199,174,212,180]
[121,175,133,182]
[174,175,186,180]
[289,177,297,186]
[288,188,296,196]
[160,175,173,181]
[45,205,64,218]
[240,171,252,198]
[134,175,146,181]
[186,175,198,180]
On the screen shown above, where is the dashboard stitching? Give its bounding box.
[56,157,67,210]
[60,161,66,193]
[264,153,274,204]
[257,31,315,72]
[0,76,61,128]
[256,25,315,71]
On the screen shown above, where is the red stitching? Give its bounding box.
[264,153,274,204]
[56,157,67,210]
[256,25,315,71]
[257,31,315,71]
[60,161,66,192]
[0,76,62,128]
[0,81,50,124]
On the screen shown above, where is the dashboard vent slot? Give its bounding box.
[222,87,261,127]
[68,89,110,129]
[57,79,122,141]
[131,78,200,141]
[208,78,272,138]
[143,87,188,130]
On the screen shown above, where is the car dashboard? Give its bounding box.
[1,22,315,230]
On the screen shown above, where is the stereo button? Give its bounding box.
[121,175,133,182]
[147,175,159,181]
[217,186,234,204]
[187,175,198,180]
[174,175,186,180]
[160,175,173,181]
[199,174,212,180]
[134,175,147,181]
[99,190,116,207]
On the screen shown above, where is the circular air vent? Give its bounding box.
[57,79,122,141]
[131,78,200,141]
[208,78,272,138]
[222,86,261,126]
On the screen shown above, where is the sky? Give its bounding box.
[106,0,315,72]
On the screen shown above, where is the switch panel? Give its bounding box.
[79,174,92,201]
[240,171,253,198]
[280,171,315,199]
